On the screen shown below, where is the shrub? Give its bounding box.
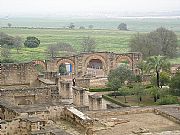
[0,59,15,63]
[24,36,40,48]
[89,87,112,92]
[102,94,130,107]
[144,84,154,89]
[157,95,179,105]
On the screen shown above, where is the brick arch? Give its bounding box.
[83,54,108,75]
[33,60,46,70]
[116,55,132,68]
[56,59,75,73]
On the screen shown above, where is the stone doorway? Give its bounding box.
[86,59,105,77]
[59,63,73,75]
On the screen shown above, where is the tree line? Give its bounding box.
[130,27,178,58]
[108,56,180,104]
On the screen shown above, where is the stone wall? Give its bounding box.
[0,62,37,87]
[154,106,180,124]
[72,86,86,107]
[0,119,21,135]
[42,52,142,78]
[0,106,19,120]
[0,86,57,105]
[88,95,102,111]
[0,117,46,135]
[62,107,93,129]
[58,80,72,99]
[76,78,90,88]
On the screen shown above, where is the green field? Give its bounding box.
[0,18,180,63]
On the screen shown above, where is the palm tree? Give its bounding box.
[136,61,147,82]
[146,55,170,88]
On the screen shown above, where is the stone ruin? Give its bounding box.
[0,52,180,135]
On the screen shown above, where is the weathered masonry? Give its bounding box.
[0,62,37,87]
[33,52,142,77]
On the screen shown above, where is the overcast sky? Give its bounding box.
[1,0,180,17]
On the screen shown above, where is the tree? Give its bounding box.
[130,33,160,58]
[69,23,75,29]
[147,86,160,102]
[169,73,180,95]
[151,71,170,88]
[130,27,178,58]
[136,61,147,82]
[24,36,40,48]
[118,86,130,103]
[14,36,22,53]
[47,44,59,58]
[132,83,145,103]
[79,26,85,29]
[59,64,67,75]
[0,32,14,48]
[88,25,94,29]
[1,45,11,59]
[57,42,75,52]
[117,23,128,30]
[150,27,178,58]
[7,23,12,28]
[107,65,135,98]
[146,55,170,88]
[81,36,96,52]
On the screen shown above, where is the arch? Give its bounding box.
[83,54,108,77]
[33,60,46,70]
[57,59,75,73]
[116,55,132,68]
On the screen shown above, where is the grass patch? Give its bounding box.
[0,24,180,63]
[89,87,112,92]
[107,95,158,107]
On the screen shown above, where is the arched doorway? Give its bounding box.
[116,56,132,69]
[84,55,107,77]
[87,59,104,77]
[57,59,75,76]
[59,63,73,75]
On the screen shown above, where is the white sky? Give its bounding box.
[1,0,180,16]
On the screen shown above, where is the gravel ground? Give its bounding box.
[94,113,180,135]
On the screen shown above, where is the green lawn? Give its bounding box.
[0,28,135,62]
[0,26,180,63]
[113,95,157,106]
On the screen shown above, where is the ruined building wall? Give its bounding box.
[0,86,55,106]
[43,52,142,78]
[0,62,38,87]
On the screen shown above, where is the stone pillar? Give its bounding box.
[59,80,72,99]
[88,95,102,110]
[72,86,85,107]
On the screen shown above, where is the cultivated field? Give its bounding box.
[0,18,180,63]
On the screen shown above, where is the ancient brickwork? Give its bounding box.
[35,52,142,78]
[62,107,93,129]
[72,86,86,107]
[0,86,57,105]
[0,62,37,86]
[88,94,102,111]
[58,80,72,99]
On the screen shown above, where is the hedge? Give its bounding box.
[102,94,130,107]
[89,87,113,92]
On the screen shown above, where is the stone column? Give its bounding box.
[88,95,102,110]
[72,86,85,107]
